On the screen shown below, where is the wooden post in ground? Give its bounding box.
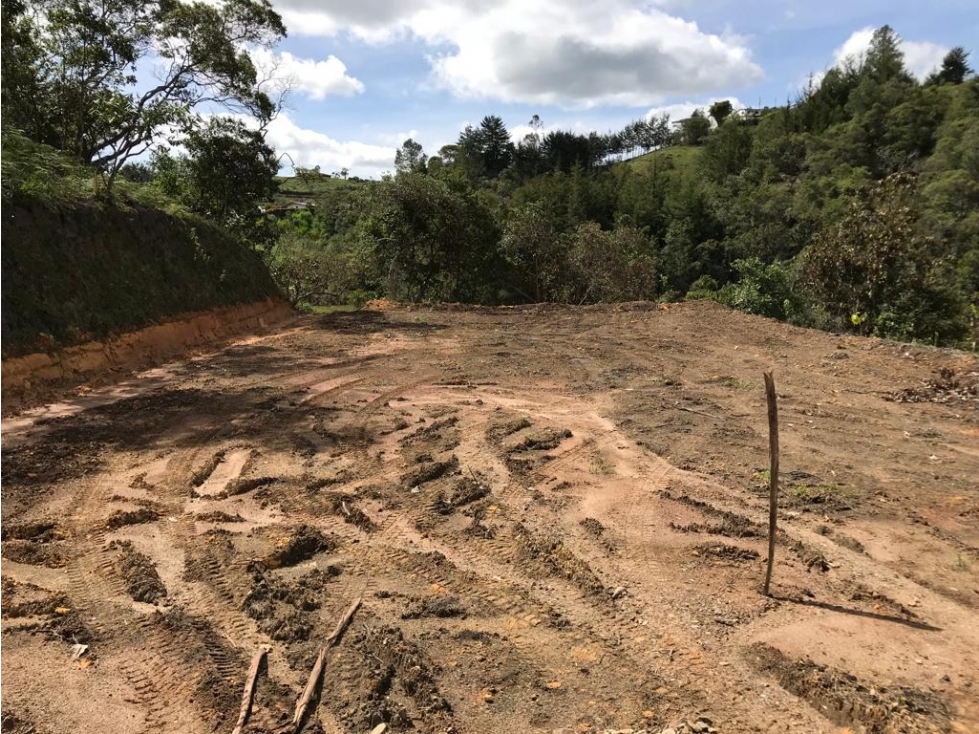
[762,371,779,596]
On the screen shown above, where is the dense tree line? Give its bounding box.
[276,27,977,346]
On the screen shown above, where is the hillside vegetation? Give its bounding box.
[1,192,278,358]
[272,28,978,347]
[1,0,287,355]
[2,4,976,351]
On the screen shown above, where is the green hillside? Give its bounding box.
[274,175,369,204]
[1,197,279,357]
[620,145,702,179]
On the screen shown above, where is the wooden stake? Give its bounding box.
[762,371,779,596]
[290,598,362,733]
[231,646,269,734]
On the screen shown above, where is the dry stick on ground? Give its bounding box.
[231,646,269,734]
[673,402,722,420]
[290,598,362,733]
[762,371,780,596]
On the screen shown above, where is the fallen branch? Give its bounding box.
[290,598,362,733]
[231,646,269,734]
[673,403,722,420]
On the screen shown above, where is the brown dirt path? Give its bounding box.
[2,301,977,734]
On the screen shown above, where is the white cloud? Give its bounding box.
[272,0,763,108]
[832,27,948,80]
[833,27,876,67]
[264,113,395,177]
[376,129,421,146]
[250,47,364,100]
[901,40,949,80]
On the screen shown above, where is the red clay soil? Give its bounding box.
[1,301,977,734]
[1,298,296,407]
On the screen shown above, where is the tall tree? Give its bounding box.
[394,138,427,175]
[864,25,910,84]
[1,0,48,138]
[802,174,964,341]
[935,47,973,84]
[709,100,734,126]
[153,117,279,246]
[681,110,712,146]
[3,0,285,185]
[528,114,544,148]
[478,115,514,178]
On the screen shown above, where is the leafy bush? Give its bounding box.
[715,257,802,321]
[801,174,968,342]
[268,234,356,308]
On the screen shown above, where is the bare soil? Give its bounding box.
[2,301,977,734]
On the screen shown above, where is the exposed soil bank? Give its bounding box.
[2,298,294,403]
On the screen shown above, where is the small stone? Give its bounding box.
[370,725,388,734]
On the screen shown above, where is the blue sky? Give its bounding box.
[249,0,978,177]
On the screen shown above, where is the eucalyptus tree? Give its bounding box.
[2,0,286,186]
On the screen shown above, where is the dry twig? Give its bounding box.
[290,598,362,733]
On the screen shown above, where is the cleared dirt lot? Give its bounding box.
[2,301,978,734]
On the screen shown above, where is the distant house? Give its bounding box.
[259,200,315,217]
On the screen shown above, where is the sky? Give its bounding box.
[238,0,979,178]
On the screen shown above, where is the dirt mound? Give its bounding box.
[886,367,979,405]
[262,525,337,569]
[0,577,71,619]
[664,491,763,538]
[1,710,51,734]
[402,595,466,620]
[363,298,402,311]
[105,507,161,529]
[225,475,278,497]
[3,582,99,645]
[325,493,377,532]
[400,456,459,489]
[1,520,66,542]
[580,517,606,536]
[193,510,244,523]
[322,623,451,731]
[1,539,70,568]
[514,523,605,595]
[449,476,491,507]
[746,643,951,733]
[109,540,167,603]
[242,563,340,642]
[694,542,760,563]
[485,415,532,443]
